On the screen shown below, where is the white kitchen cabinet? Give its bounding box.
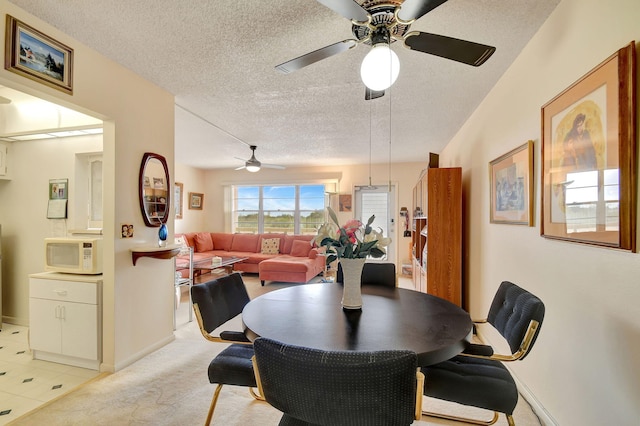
[29,272,102,370]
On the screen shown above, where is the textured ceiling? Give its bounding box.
[8,0,560,170]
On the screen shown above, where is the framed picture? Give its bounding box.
[339,194,352,212]
[541,42,636,251]
[4,15,73,94]
[489,141,534,225]
[174,182,183,219]
[49,178,68,200]
[189,192,203,210]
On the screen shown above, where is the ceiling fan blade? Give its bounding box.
[365,87,385,100]
[235,165,247,170]
[315,0,369,22]
[397,0,449,22]
[404,32,496,66]
[276,40,357,74]
[262,164,286,170]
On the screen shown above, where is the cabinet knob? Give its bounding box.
[55,289,68,296]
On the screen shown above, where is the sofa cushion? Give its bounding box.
[194,232,214,252]
[290,239,312,257]
[282,235,314,254]
[259,233,285,253]
[211,233,233,251]
[261,238,280,254]
[259,256,316,273]
[231,233,260,252]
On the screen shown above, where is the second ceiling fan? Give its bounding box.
[276,0,496,98]
[235,145,286,172]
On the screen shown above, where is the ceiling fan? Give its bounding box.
[275,0,496,99]
[235,145,286,172]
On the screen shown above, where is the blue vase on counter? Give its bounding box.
[158,223,168,247]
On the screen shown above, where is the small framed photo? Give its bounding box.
[49,178,68,200]
[175,182,183,219]
[489,141,534,226]
[189,192,204,210]
[339,194,352,212]
[4,15,73,94]
[541,42,636,251]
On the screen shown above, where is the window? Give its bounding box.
[232,184,326,234]
[564,169,619,233]
[74,153,103,230]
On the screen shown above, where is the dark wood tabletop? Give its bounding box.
[242,283,472,366]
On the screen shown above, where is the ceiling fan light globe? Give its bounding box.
[246,164,260,172]
[360,44,400,91]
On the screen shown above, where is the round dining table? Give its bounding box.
[242,283,472,366]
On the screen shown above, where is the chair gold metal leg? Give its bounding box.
[507,414,516,426]
[205,384,223,426]
[422,409,500,425]
[249,387,264,401]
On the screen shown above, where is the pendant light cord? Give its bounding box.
[369,100,373,187]
[388,40,392,192]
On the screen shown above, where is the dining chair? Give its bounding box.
[336,262,397,287]
[252,337,424,426]
[190,273,263,425]
[420,280,545,426]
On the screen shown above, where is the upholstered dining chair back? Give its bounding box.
[336,262,397,287]
[191,272,250,340]
[190,273,261,425]
[252,337,422,426]
[486,280,546,359]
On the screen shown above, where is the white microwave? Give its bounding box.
[44,237,103,274]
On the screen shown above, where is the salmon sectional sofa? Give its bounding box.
[175,232,325,285]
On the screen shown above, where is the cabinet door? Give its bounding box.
[29,298,62,354]
[61,302,98,360]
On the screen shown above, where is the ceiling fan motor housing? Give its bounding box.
[351,4,410,44]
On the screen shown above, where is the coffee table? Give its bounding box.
[192,256,248,278]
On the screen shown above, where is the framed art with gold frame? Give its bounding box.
[4,15,73,94]
[489,141,534,226]
[174,182,183,219]
[541,42,636,251]
[189,192,203,210]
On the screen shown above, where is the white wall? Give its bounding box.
[0,1,175,372]
[441,0,640,424]
[174,162,207,235]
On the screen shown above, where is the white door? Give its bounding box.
[354,185,396,264]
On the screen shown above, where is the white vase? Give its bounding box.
[340,258,366,310]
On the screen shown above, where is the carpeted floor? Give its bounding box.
[10,274,541,425]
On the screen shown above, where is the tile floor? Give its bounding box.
[0,323,101,425]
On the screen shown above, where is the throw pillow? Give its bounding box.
[290,239,312,257]
[261,238,280,255]
[175,235,190,255]
[194,232,214,252]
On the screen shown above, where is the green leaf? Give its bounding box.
[327,207,340,227]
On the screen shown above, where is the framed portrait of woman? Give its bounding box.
[541,42,636,251]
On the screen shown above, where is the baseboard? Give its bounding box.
[509,368,558,425]
[113,334,175,372]
[1,315,29,327]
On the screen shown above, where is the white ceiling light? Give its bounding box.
[360,44,400,91]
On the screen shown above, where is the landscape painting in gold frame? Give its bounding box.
[541,42,636,251]
[489,141,534,226]
[4,15,73,94]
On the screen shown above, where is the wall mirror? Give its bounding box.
[139,152,170,227]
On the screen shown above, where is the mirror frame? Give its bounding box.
[138,152,170,227]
